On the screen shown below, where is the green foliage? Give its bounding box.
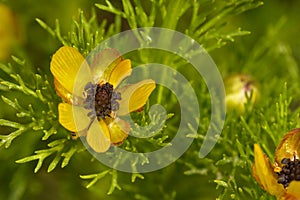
[16,139,84,173]
[1,0,300,199]
[80,169,123,194]
[96,0,262,51]
[0,58,59,146]
[36,9,121,56]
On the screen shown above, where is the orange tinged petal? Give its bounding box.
[50,46,91,98]
[86,120,111,153]
[106,118,130,145]
[275,128,300,166]
[54,78,73,103]
[252,144,285,198]
[58,103,91,132]
[108,59,132,87]
[117,79,156,116]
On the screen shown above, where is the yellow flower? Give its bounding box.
[252,128,300,200]
[50,46,156,153]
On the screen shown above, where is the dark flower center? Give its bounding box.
[277,156,300,188]
[83,82,121,121]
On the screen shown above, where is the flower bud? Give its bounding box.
[225,74,259,113]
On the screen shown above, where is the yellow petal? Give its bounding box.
[108,59,132,87]
[275,128,300,166]
[117,79,156,116]
[252,144,285,198]
[86,119,111,153]
[50,46,91,98]
[283,181,300,200]
[89,48,122,83]
[58,103,91,132]
[106,118,130,146]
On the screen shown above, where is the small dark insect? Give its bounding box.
[71,132,78,140]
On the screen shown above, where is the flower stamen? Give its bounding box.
[83,82,121,121]
[277,155,300,188]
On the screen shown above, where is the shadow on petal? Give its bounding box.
[106,118,130,146]
[275,128,300,166]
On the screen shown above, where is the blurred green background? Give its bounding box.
[1,0,300,199]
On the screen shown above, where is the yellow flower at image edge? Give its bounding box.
[50,46,156,153]
[0,3,23,60]
[252,128,300,200]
